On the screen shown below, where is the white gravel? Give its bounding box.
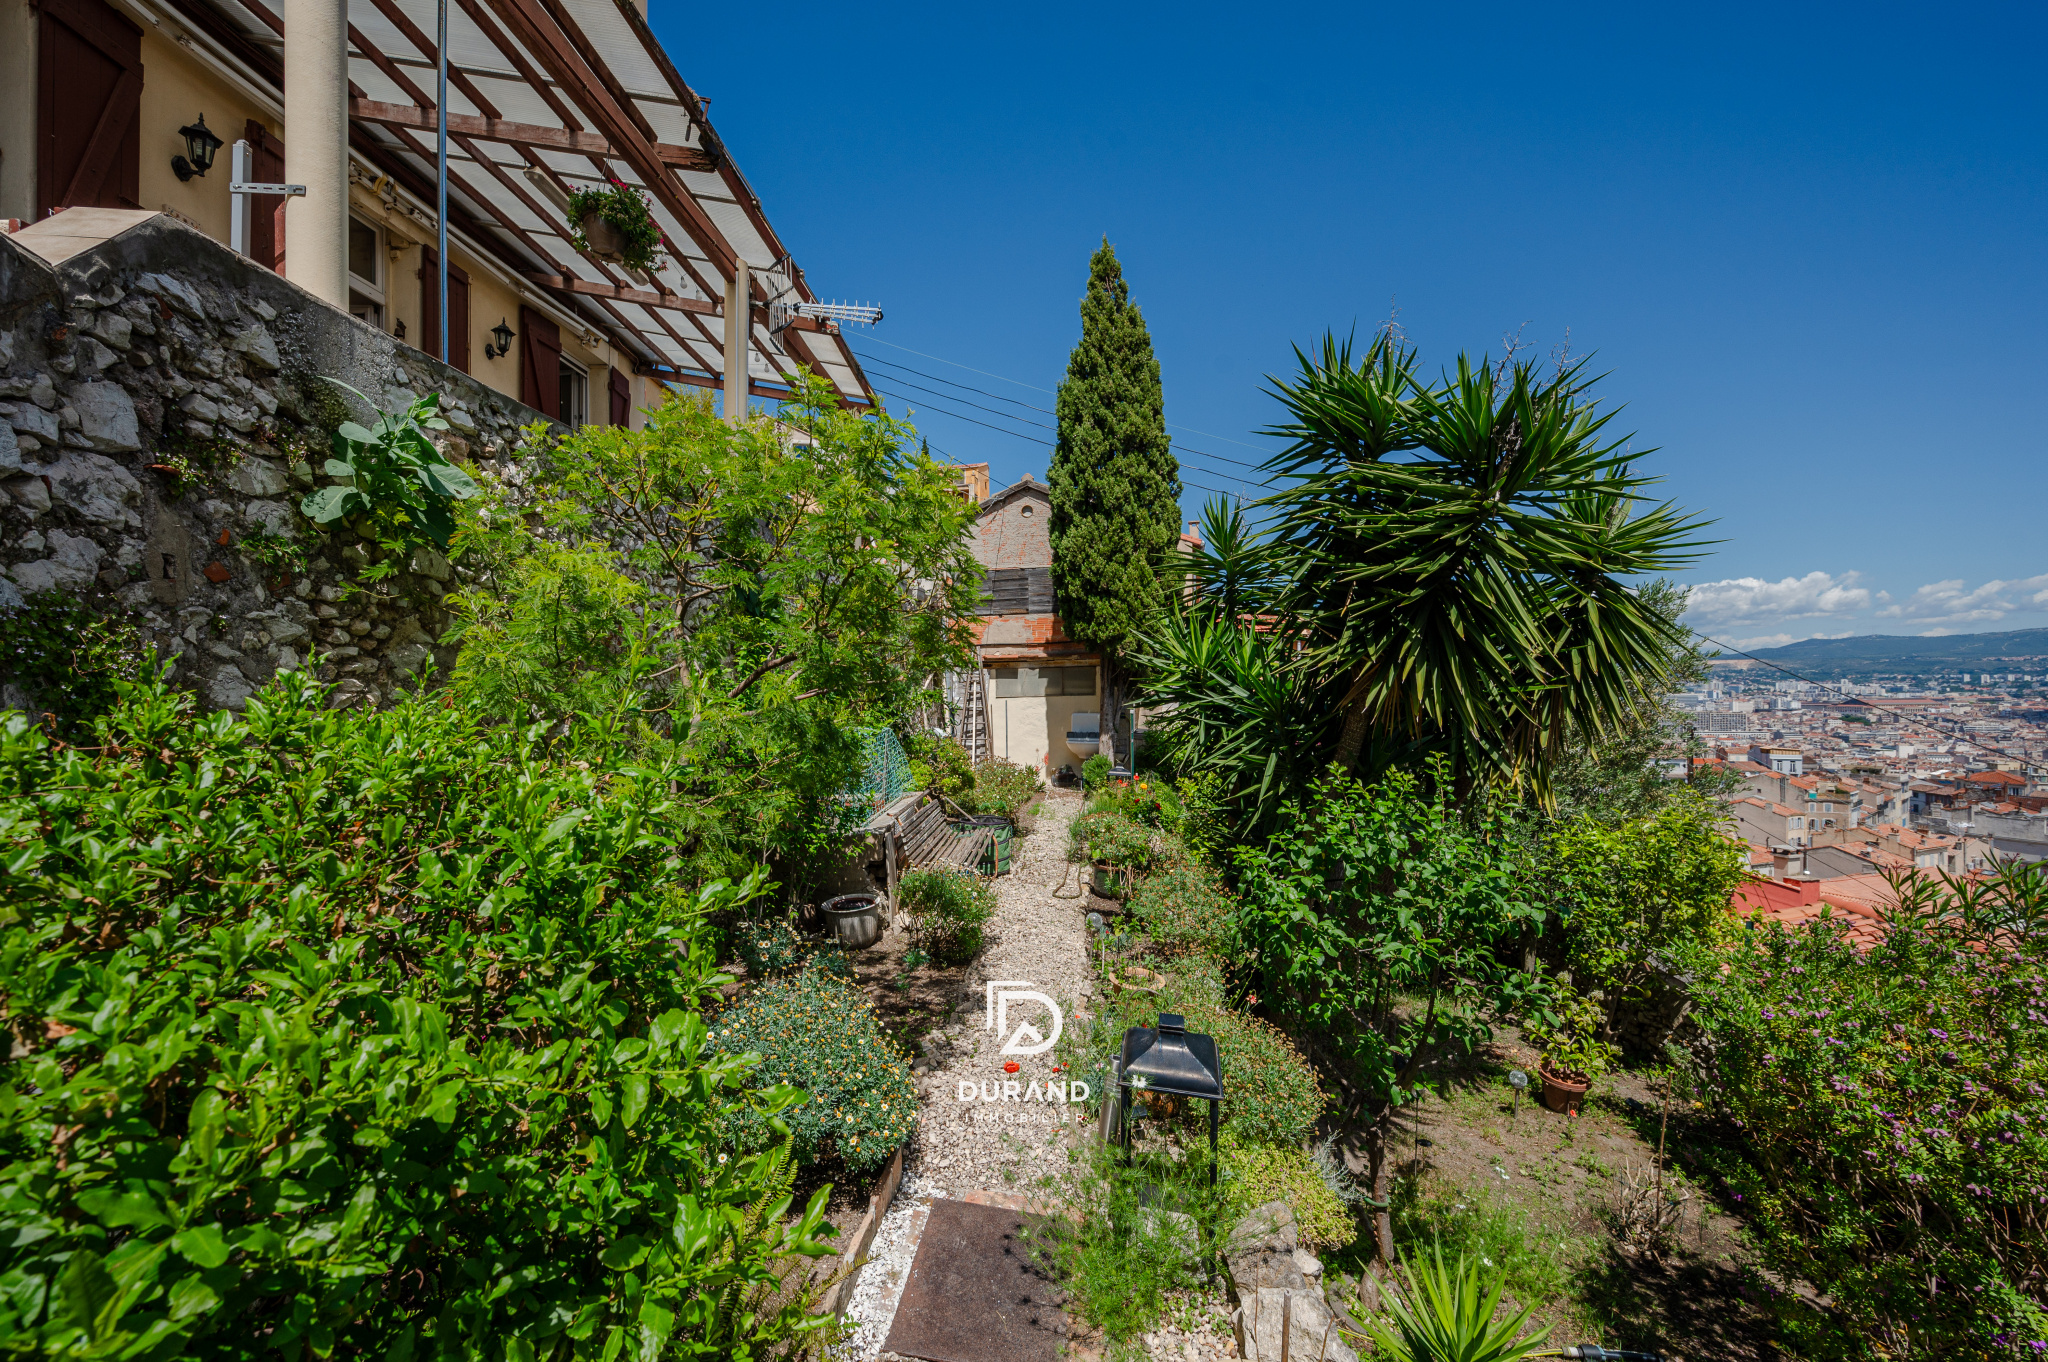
[836,788,1099,1359]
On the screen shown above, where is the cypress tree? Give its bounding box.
[1048,240,1182,760]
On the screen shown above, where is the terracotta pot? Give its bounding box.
[581,211,627,259]
[1539,1065,1591,1115]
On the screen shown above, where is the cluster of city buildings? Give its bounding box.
[1676,668,2048,933]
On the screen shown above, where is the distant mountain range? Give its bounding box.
[1710,629,2048,674]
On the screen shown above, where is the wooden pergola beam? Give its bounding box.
[478,0,737,277]
[349,98,712,169]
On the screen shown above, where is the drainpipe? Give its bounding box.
[283,0,349,307]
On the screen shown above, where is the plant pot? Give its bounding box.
[819,893,883,951]
[1091,863,1131,901]
[581,211,626,260]
[1539,1065,1591,1115]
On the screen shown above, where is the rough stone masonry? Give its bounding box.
[0,215,556,714]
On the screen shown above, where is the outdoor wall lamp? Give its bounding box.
[171,115,224,181]
[484,318,516,360]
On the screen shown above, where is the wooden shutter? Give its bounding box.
[607,367,631,427]
[519,306,561,418]
[244,121,287,274]
[979,567,1054,616]
[418,249,472,373]
[37,0,143,219]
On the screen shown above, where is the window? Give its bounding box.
[991,666,1095,698]
[348,217,383,328]
[558,356,589,428]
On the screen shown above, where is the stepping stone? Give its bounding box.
[882,1197,1068,1362]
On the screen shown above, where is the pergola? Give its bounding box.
[160,0,875,407]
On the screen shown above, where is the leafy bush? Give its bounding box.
[0,590,149,738]
[1071,809,1158,873]
[1220,1137,1355,1252]
[1523,985,1618,1083]
[1089,774,1181,830]
[1126,861,1237,960]
[1688,874,2048,1356]
[1081,752,1111,791]
[732,914,809,977]
[300,383,478,551]
[962,758,1041,819]
[707,963,917,1174]
[1543,790,1747,1003]
[903,733,974,802]
[0,670,841,1359]
[899,865,995,965]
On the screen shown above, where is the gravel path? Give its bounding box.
[837,786,1100,1359]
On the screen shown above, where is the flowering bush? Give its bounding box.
[961,758,1042,820]
[900,865,995,964]
[1690,883,2048,1356]
[1089,775,1182,830]
[1072,809,1159,873]
[708,962,917,1174]
[1126,861,1237,960]
[732,914,808,976]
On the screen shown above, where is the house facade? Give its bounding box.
[1,0,875,425]
[949,476,1103,781]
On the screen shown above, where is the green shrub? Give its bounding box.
[1220,1137,1355,1252]
[1126,861,1237,959]
[962,758,1041,819]
[707,963,917,1174]
[1522,985,1618,1083]
[1071,809,1158,873]
[0,590,149,738]
[1088,773,1181,829]
[1081,752,1111,791]
[904,733,974,802]
[732,914,809,977]
[1689,866,2048,1357]
[899,865,995,965]
[0,670,840,1359]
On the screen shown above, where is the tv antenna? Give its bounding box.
[761,255,883,342]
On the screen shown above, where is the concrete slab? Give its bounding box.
[8,210,162,266]
[881,1197,1068,1362]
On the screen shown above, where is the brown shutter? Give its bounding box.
[608,367,630,426]
[418,249,472,373]
[519,306,561,418]
[37,0,144,219]
[243,121,287,274]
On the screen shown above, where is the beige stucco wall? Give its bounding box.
[0,0,37,223]
[989,686,1102,779]
[137,28,272,241]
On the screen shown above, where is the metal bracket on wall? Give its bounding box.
[226,140,306,256]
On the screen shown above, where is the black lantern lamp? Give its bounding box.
[171,114,224,181]
[484,317,516,360]
[1118,1012,1223,1183]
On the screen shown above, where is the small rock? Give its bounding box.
[227,458,290,497]
[227,326,281,371]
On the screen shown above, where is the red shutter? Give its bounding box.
[244,121,287,274]
[608,367,631,426]
[519,306,561,418]
[37,0,143,219]
[418,250,472,373]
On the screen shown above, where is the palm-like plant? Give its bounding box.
[1363,1242,1552,1362]
[1171,496,1281,622]
[1261,332,1712,801]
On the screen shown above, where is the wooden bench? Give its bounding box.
[892,792,996,873]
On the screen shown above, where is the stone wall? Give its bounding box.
[0,215,555,713]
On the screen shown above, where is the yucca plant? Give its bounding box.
[1364,1241,1552,1362]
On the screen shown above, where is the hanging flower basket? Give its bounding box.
[566,182,662,272]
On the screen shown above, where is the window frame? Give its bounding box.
[558,354,590,429]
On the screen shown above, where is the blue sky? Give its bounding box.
[656,2,2047,649]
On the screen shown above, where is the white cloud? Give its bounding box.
[1682,571,1872,629]
[1877,574,2048,631]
